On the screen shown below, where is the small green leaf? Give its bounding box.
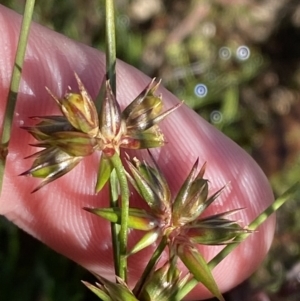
[85,207,159,231]
[95,155,114,193]
[177,244,225,301]
[128,229,160,256]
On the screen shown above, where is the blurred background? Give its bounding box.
[1,0,300,300]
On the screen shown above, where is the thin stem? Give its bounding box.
[110,153,129,281]
[105,0,116,94]
[0,0,35,193]
[176,182,300,300]
[109,168,120,276]
[133,236,168,297]
[104,0,121,280]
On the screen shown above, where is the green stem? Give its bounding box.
[133,236,168,297]
[176,182,300,300]
[104,0,120,281]
[105,0,116,94]
[109,168,120,276]
[110,153,129,281]
[0,0,35,193]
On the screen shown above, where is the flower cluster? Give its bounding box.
[87,153,251,300]
[21,74,180,192]
[83,257,188,301]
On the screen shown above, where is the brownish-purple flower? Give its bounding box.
[87,153,251,301]
[22,74,180,192]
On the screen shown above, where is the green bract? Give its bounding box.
[85,207,159,231]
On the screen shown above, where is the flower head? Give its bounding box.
[97,78,181,157]
[137,256,188,301]
[83,256,188,301]
[87,153,251,300]
[83,274,139,301]
[22,74,180,192]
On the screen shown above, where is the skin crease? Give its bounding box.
[0,5,276,300]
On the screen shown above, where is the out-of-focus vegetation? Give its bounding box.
[1,0,300,300]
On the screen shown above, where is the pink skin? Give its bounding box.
[0,5,275,300]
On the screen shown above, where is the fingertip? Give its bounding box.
[0,6,276,300]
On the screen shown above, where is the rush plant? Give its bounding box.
[2,1,300,301]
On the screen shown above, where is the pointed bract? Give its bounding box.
[95,155,114,193]
[85,207,159,231]
[177,244,225,301]
[127,229,161,256]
